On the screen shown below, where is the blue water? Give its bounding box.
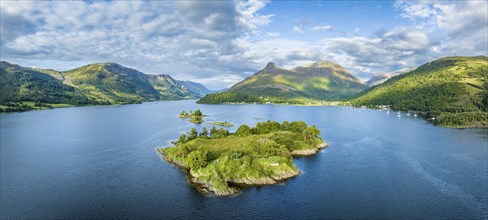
[1,101,487,219]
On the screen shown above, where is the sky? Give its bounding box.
[1,0,487,89]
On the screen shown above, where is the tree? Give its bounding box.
[236,124,252,136]
[177,133,187,144]
[190,115,203,124]
[210,126,218,138]
[179,110,188,118]
[194,109,202,116]
[200,127,209,138]
[187,128,198,141]
[187,150,208,170]
[304,125,321,138]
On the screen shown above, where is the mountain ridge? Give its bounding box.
[199,60,367,104]
[0,61,210,112]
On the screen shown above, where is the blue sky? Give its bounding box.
[1,0,487,89]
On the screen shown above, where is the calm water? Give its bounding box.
[1,101,487,219]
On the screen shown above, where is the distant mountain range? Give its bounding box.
[353,56,488,127]
[176,80,218,97]
[365,67,414,87]
[0,61,213,112]
[198,61,367,104]
[2,56,487,128]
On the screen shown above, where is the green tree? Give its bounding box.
[200,127,209,138]
[304,125,321,139]
[187,150,208,170]
[187,128,198,141]
[177,133,187,144]
[190,115,203,124]
[210,126,218,138]
[194,109,202,116]
[236,124,252,136]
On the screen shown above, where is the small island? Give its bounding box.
[205,121,234,127]
[158,120,327,196]
[179,109,205,124]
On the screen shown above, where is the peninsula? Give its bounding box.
[158,120,327,196]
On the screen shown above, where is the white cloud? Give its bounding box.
[266,32,280,38]
[312,25,333,31]
[292,26,306,34]
[395,0,437,19]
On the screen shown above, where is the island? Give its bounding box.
[179,109,205,124]
[205,121,234,127]
[157,120,327,196]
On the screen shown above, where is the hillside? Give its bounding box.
[198,61,367,104]
[176,80,215,97]
[61,63,162,104]
[0,61,202,112]
[0,61,95,112]
[147,74,198,100]
[353,56,488,127]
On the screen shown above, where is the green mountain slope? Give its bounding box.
[147,74,198,100]
[198,61,367,104]
[176,80,214,97]
[353,56,488,127]
[1,61,202,112]
[0,61,94,112]
[61,63,161,104]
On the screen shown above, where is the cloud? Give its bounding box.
[1,0,486,89]
[0,0,273,89]
[292,26,306,34]
[312,25,333,31]
[320,27,432,79]
[318,1,487,80]
[395,0,437,19]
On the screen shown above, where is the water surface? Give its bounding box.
[1,101,487,219]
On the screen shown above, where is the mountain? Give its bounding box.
[0,61,201,112]
[147,74,198,100]
[176,80,215,97]
[60,63,162,103]
[353,56,488,127]
[0,61,94,112]
[366,67,414,87]
[198,61,367,104]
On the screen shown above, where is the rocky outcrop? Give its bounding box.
[291,142,328,156]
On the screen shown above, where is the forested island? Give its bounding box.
[158,120,327,196]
